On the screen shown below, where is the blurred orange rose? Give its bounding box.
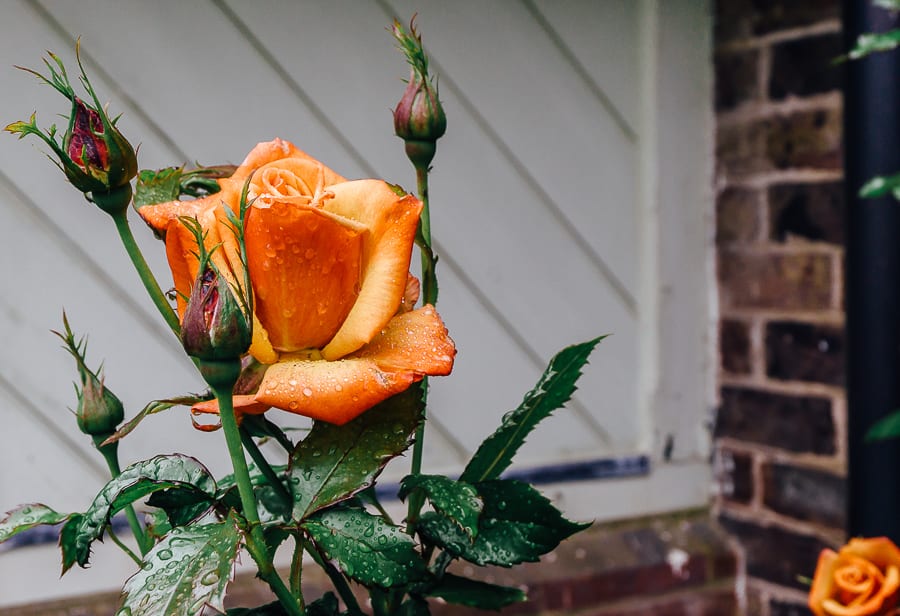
[809,537,900,616]
[140,138,455,425]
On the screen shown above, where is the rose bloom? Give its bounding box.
[139,138,455,425]
[809,537,900,616]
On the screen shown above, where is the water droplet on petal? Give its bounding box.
[302,387,313,397]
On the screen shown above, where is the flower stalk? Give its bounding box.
[201,359,303,616]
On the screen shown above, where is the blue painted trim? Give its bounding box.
[1,456,651,551]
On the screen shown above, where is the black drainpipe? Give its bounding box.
[844,1,900,540]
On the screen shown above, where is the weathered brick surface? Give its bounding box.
[769,33,843,100]
[720,319,752,374]
[719,515,831,589]
[716,387,836,455]
[718,251,833,311]
[716,48,760,111]
[715,0,840,43]
[718,109,842,178]
[717,187,761,244]
[769,181,844,245]
[766,321,844,385]
[762,462,846,528]
[721,449,754,504]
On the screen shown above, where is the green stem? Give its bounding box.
[106,523,142,566]
[109,210,181,336]
[290,537,304,606]
[303,539,364,615]
[204,360,304,616]
[407,163,438,535]
[95,438,152,555]
[240,427,292,507]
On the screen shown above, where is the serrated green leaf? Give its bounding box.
[134,167,184,207]
[461,338,604,483]
[847,29,900,60]
[146,489,214,528]
[0,504,69,544]
[303,507,427,588]
[426,573,526,610]
[867,409,900,441]
[289,386,423,520]
[60,454,217,573]
[399,475,482,539]
[418,480,589,567]
[121,515,241,616]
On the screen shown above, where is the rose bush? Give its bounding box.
[809,537,900,616]
[139,138,455,425]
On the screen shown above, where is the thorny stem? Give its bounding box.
[95,438,152,555]
[290,538,305,611]
[109,209,181,336]
[204,360,304,616]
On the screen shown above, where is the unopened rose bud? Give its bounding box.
[55,315,124,439]
[181,266,252,362]
[392,18,446,169]
[76,368,125,438]
[5,44,137,213]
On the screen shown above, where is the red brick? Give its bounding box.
[769,182,844,245]
[718,515,831,589]
[720,448,754,504]
[765,321,844,385]
[762,462,846,528]
[721,319,753,374]
[716,49,760,111]
[715,387,836,454]
[770,33,844,100]
[718,251,833,311]
[717,187,761,244]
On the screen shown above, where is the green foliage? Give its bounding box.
[461,337,604,483]
[859,172,900,200]
[135,167,184,208]
[60,454,217,572]
[397,596,431,615]
[0,504,69,545]
[399,474,482,539]
[303,507,427,588]
[867,409,900,441]
[120,515,242,615]
[290,386,422,520]
[418,479,589,567]
[426,573,526,610]
[847,29,900,60]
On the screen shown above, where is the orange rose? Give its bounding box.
[139,138,455,425]
[809,537,900,616]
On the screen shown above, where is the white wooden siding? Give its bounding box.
[0,0,713,606]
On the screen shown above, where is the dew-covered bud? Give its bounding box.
[181,266,252,362]
[391,18,446,169]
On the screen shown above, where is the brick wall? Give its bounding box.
[713,1,846,613]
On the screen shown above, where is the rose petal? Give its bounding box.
[227,138,345,187]
[320,180,422,360]
[844,537,900,572]
[245,201,366,351]
[350,305,455,376]
[253,357,417,425]
[810,549,840,616]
